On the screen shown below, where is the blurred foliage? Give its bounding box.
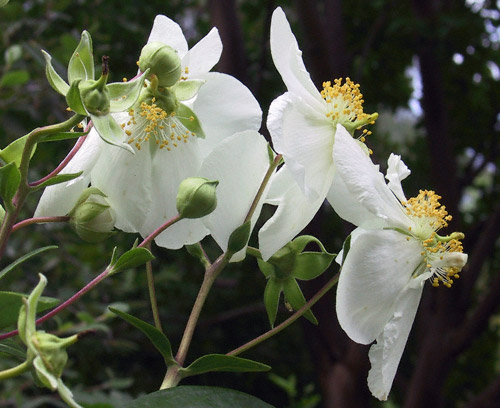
[0,0,499,407]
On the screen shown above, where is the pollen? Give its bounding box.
[404,190,450,232]
[321,77,370,124]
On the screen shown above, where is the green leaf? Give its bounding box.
[282,279,317,325]
[4,44,22,67]
[68,31,94,84]
[0,161,21,203]
[124,386,276,408]
[41,50,69,95]
[0,134,36,167]
[91,114,134,154]
[41,131,87,143]
[109,247,154,275]
[0,291,59,330]
[177,103,205,139]
[263,278,282,328]
[174,79,205,101]
[180,355,270,378]
[293,252,335,281]
[109,308,176,367]
[108,70,149,113]
[32,172,83,191]
[66,80,87,115]
[0,70,29,87]
[340,234,351,266]
[0,245,58,282]
[0,0,10,8]
[0,340,26,360]
[227,221,251,254]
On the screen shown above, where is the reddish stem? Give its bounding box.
[12,216,70,233]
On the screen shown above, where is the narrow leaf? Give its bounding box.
[0,70,29,87]
[66,80,87,115]
[109,307,176,366]
[180,354,270,378]
[124,386,276,408]
[32,172,83,191]
[0,162,21,203]
[41,131,87,143]
[68,31,94,83]
[109,247,154,275]
[0,245,58,282]
[0,134,36,167]
[41,50,69,95]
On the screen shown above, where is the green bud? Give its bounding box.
[32,332,77,378]
[69,187,115,242]
[138,82,178,114]
[139,42,182,87]
[176,177,218,219]
[79,77,110,116]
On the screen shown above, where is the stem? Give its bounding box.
[243,154,282,223]
[0,266,111,341]
[227,272,340,357]
[138,215,182,248]
[0,360,31,380]
[246,246,262,259]
[145,243,163,332]
[161,365,181,389]
[12,216,70,233]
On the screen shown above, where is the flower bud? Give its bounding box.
[79,75,110,116]
[69,187,115,242]
[139,42,182,87]
[32,332,77,379]
[176,177,218,219]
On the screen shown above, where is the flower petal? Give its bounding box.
[200,131,271,261]
[385,153,410,202]
[35,131,103,217]
[336,229,423,344]
[258,165,329,260]
[274,93,335,199]
[140,137,208,249]
[193,72,262,157]
[330,126,410,230]
[270,7,324,111]
[367,286,423,401]
[147,15,188,58]
[182,27,222,77]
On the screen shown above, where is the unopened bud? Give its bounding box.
[176,177,218,219]
[32,332,77,378]
[79,75,110,116]
[69,188,115,242]
[139,42,182,87]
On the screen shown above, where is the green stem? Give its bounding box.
[145,243,163,332]
[246,246,262,259]
[0,360,31,380]
[227,272,340,357]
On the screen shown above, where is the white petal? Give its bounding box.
[367,286,423,401]
[270,8,324,111]
[200,131,271,261]
[336,229,423,344]
[331,126,410,229]
[258,166,329,260]
[277,94,335,199]
[267,92,294,154]
[385,153,411,202]
[34,131,103,217]
[193,72,262,157]
[182,27,222,77]
[264,164,293,205]
[140,137,208,249]
[91,140,153,233]
[147,15,188,58]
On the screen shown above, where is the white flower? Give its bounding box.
[331,129,468,400]
[36,15,262,249]
[258,8,377,260]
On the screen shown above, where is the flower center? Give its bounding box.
[121,98,195,152]
[403,190,465,287]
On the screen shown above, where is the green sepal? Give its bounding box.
[293,253,335,281]
[340,234,351,266]
[173,79,205,101]
[17,274,47,344]
[109,247,155,276]
[33,355,58,389]
[0,134,35,167]
[0,291,59,330]
[267,143,275,165]
[257,258,274,278]
[282,278,317,325]
[41,50,69,95]
[68,31,94,84]
[65,80,87,115]
[0,161,21,204]
[31,172,83,192]
[91,113,134,154]
[177,103,205,139]
[108,70,150,113]
[40,131,87,143]
[179,354,270,378]
[109,307,177,367]
[227,221,251,254]
[263,278,282,327]
[71,224,115,243]
[185,243,210,268]
[0,245,57,282]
